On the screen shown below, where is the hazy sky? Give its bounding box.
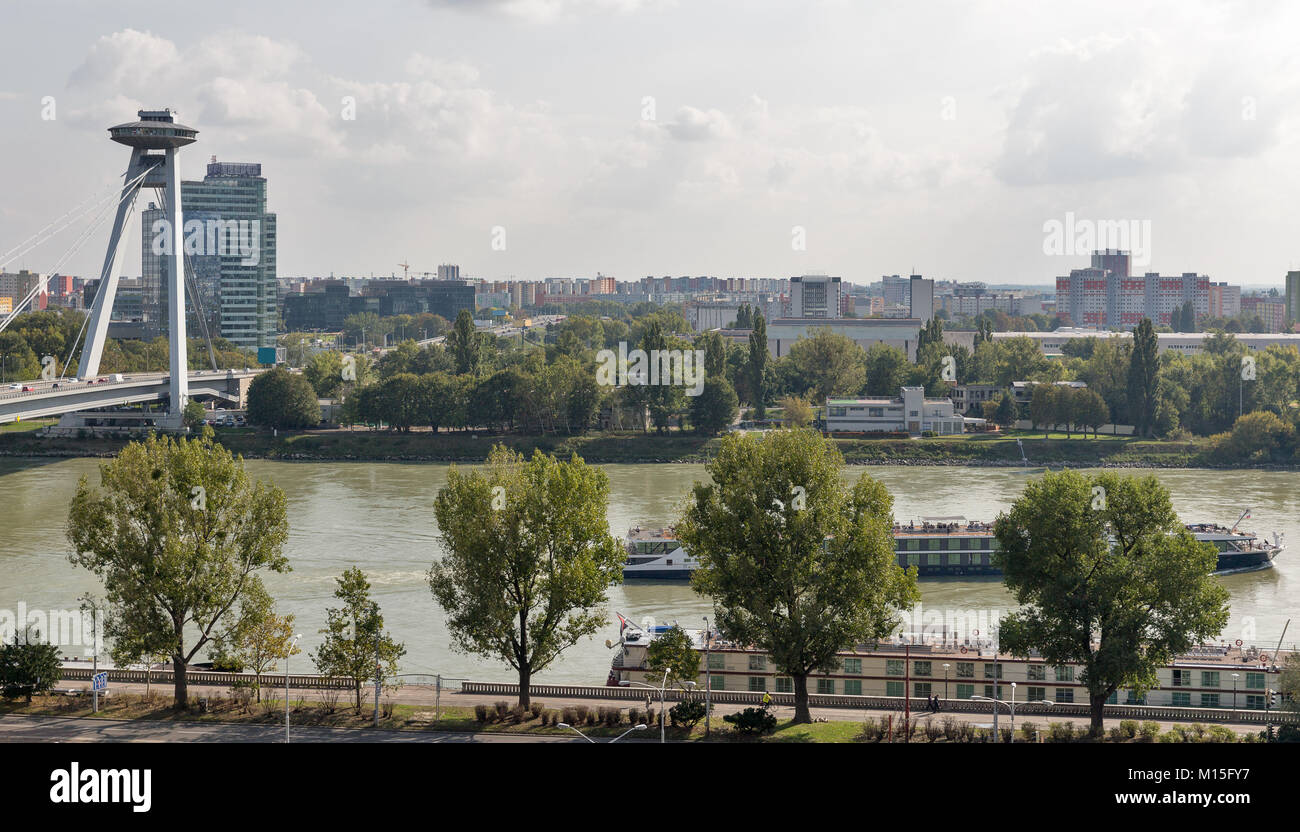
[1,0,1298,287]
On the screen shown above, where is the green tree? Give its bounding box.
[748,314,768,419]
[247,366,321,429]
[0,628,61,702]
[66,434,291,709]
[993,469,1229,735]
[645,624,701,689]
[1029,383,1058,437]
[210,583,299,702]
[303,350,345,397]
[779,395,814,427]
[182,399,207,430]
[787,330,866,401]
[677,429,919,723]
[1128,318,1160,437]
[431,447,625,708]
[448,309,483,376]
[311,567,406,711]
[689,378,739,436]
[1073,388,1110,438]
[863,343,909,396]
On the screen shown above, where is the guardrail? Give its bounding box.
[61,666,355,690]
[459,682,1299,725]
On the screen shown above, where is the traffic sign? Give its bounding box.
[92,672,108,692]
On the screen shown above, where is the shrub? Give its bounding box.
[494,701,510,722]
[669,697,708,729]
[857,717,882,742]
[999,726,1013,744]
[942,716,960,742]
[1118,719,1139,739]
[474,704,490,723]
[1045,722,1075,743]
[1139,721,1161,742]
[509,704,526,723]
[561,706,583,726]
[584,707,599,726]
[1019,720,1038,742]
[628,708,643,726]
[723,706,778,735]
[923,718,943,742]
[529,702,543,720]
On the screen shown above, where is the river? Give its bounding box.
[1,458,1295,685]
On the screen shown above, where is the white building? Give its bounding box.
[825,387,965,435]
[788,274,842,318]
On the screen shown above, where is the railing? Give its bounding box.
[458,682,1299,725]
[61,666,355,690]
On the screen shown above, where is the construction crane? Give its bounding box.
[398,261,411,280]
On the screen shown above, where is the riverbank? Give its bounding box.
[0,425,1288,468]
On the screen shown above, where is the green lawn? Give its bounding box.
[0,418,56,433]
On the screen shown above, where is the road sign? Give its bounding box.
[92,672,108,692]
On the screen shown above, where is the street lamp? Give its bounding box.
[620,673,695,743]
[558,722,648,743]
[973,689,1054,743]
[285,633,302,744]
[1232,672,1240,714]
[943,663,950,701]
[703,617,712,737]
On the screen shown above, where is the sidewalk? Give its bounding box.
[57,678,1271,737]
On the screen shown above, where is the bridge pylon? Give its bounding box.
[78,109,197,427]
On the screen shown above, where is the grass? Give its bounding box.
[0,418,56,433]
[0,423,1268,468]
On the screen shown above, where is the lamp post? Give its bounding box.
[1232,672,1239,715]
[974,692,1053,743]
[284,633,302,743]
[703,617,712,737]
[943,663,950,701]
[620,673,694,743]
[558,722,648,743]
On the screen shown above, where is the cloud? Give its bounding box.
[424,0,675,22]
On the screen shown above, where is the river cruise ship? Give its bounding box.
[608,621,1291,711]
[623,516,1282,580]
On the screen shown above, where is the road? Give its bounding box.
[0,714,583,743]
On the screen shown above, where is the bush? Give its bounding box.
[1118,719,1139,739]
[509,704,526,723]
[669,697,708,729]
[1019,720,1038,742]
[584,707,599,727]
[923,718,942,742]
[494,701,510,722]
[1139,721,1161,742]
[529,702,543,720]
[723,706,778,735]
[1045,722,1075,743]
[857,717,882,742]
[474,704,490,723]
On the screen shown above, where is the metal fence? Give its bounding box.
[459,681,1299,725]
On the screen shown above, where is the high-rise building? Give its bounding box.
[1056,251,1215,330]
[789,274,842,318]
[437,264,460,281]
[1286,271,1300,325]
[143,159,278,349]
[909,274,934,324]
[881,275,911,309]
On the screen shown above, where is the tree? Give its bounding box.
[645,625,701,689]
[747,314,768,419]
[994,392,1017,427]
[690,378,738,436]
[993,470,1229,735]
[1029,383,1058,437]
[210,583,299,702]
[1128,318,1160,437]
[303,350,345,397]
[779,395,813,427]
[431,447,625,708]
[247,366,321,429]
[787,330,866,401]
[0,628,61,702]
[311,567,406,711]
[66,434,291,709]
[448,309,483,376]
[863,343,909,396]
[677,429,919,723]
[1073,388,1110,438]
[182,399,206,430]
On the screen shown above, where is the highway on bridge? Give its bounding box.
[0,369,262,424]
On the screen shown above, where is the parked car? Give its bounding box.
[21,386,34,392]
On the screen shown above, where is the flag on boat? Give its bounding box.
[616,612,630,633]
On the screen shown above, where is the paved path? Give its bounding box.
[38,679,1273,739]
[0,714,583,743]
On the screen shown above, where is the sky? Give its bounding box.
[0,0,1298,287]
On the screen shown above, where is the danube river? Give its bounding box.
[1,458,1295,685]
